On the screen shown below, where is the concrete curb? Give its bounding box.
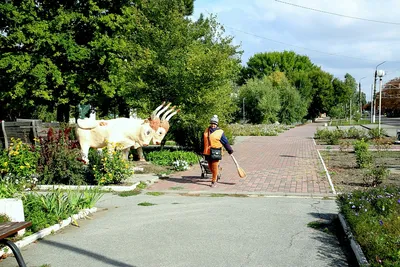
[36,174,160,192]
[37,183,140,192]
[338,213,370,267]
[0,207,97,258]
[143,190,336,199]
[316,149,337,195]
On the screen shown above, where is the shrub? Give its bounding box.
[337,186,400,266]
[230,123,291,137]
[0,174,24,198]
[0,138,39,190]
[353,139,373,168]
[368,128,387,139]
[339,140,352,152]
[23,193,59,233]
[145,150,198,166]
[0,139,40,195]
[326,130,342,145]
[36,127,87,185]
[314,128,331,140]
[87,144,134,185]
[23,188,103,233]
[345,127,368,139]
[314,128,345,145]
[372,137,394,152]
[364,166,390,187]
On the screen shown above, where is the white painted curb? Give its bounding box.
[37,182,140,192]
[317,150,337,195]
[0,207,97,258]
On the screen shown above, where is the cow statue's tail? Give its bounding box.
[77,118,99,130]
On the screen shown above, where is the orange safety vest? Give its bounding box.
[203,128,223,155]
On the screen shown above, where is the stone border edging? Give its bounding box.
[338,213,370,267]
[0,207,97,258]
[37,182,140,192]
[316,149,337,195]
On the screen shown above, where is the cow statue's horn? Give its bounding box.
[161,106,176,121]
[166,109,180,121]
[156,102,171,117]
[151,101,166,119]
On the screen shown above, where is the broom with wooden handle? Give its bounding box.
[230,154,246,178]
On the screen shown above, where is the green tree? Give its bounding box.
[239,51,317,85]
[307,69,335,119]
[238,76,281,124]
[269,72,307,124]
[0,0,155,121]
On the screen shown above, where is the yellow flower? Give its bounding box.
[20,166,25,169]
[3,162,8,167]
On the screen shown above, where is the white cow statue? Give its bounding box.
[76,102,179,163]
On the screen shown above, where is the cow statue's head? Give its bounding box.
[149,102,180,145]
[134,119,157,148]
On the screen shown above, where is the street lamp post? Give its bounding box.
[377,70,386,135]
[370,85,373,120]
[373,61,386,123]
[359,76,366,116]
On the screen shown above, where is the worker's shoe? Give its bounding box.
[211,182,217,188]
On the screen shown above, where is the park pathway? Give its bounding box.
[148,122,334,196]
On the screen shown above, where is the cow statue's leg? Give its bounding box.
[122,148,130,161]
[137,147,146,162]
[81,144,91,164]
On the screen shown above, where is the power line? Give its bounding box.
[275,0,400,25]
[224,26,377,62]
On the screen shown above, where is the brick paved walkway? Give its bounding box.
[148,123,334,196]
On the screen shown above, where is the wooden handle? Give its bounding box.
[230,154,239,167]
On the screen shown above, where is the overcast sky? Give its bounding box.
[192,0,400,100]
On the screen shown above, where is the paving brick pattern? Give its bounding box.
[148,123,334,196]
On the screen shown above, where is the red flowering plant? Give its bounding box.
[36,126,87,185]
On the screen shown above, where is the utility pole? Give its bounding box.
[373,61,386,123]
[370,84,373,123]
[377,70,386,135]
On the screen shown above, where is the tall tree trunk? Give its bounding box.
[56,104,70,122]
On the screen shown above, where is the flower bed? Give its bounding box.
[337,187,400,266]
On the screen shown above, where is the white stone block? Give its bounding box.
[0,198,25,236]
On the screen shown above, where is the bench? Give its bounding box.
[0,120,61,149]
[0,221,31,267]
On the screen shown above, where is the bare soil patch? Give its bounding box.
[320,150,400,193]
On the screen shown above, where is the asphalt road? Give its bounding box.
[2,193,350,267]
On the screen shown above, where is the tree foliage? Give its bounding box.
[0,0,241,150]
[239,51,360,121]
[238,76,281,124]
